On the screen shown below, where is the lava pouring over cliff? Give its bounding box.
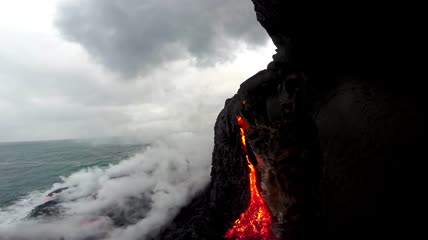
[225,116,276,240]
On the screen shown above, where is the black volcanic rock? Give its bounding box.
[160,67,320,240]
[159,67,320,240]
[28,200,62,218]
[160,1,426,240]
[47,187,68,197]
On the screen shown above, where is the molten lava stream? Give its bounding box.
[225,116,276,240]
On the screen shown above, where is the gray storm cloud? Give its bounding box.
[56,0,267,76]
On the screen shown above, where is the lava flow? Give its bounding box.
[225,116,276,240]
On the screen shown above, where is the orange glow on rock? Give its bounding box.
[225,116,276,240]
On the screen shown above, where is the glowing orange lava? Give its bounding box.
[225,116,276,240]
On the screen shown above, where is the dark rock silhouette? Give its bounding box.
[159,1,425,240]
[47,187,68,197]
[28,200,62,218]
[28,187,68,218]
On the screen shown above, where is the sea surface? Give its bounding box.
[0,139,145,210]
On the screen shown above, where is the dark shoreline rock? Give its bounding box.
[28,200,62,219]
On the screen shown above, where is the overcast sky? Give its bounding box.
[0,0,274,142]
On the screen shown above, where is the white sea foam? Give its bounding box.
[0,190,45,226]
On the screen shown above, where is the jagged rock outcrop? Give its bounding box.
[28,200,62,218]
[160,1,426,240]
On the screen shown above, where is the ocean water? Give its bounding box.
[0,139,145,209]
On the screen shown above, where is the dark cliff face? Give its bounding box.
[160,1,426,240]
[250,1,426,238]
[160,68,320,240]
